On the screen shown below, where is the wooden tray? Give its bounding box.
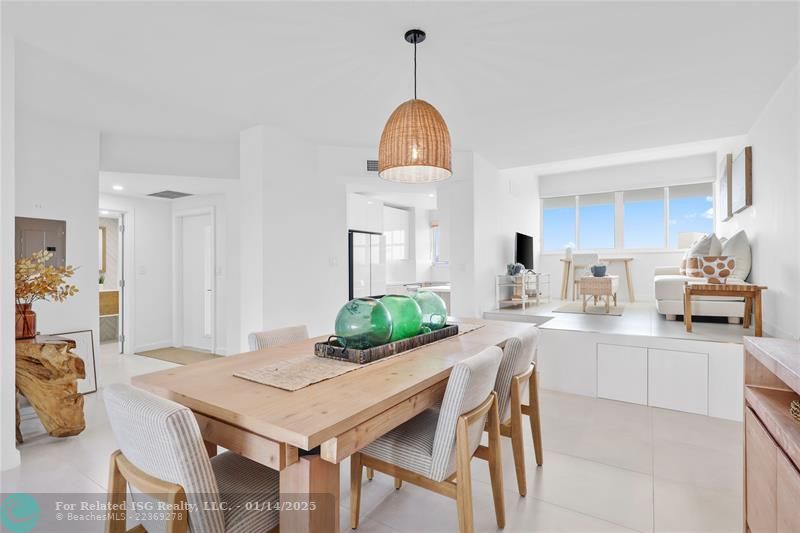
[315,324,459,364]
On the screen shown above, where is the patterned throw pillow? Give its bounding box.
[700,256,736,284]
[679,233,721,275]
[680,256,703,278]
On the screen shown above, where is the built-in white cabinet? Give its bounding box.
[538,328,743,421]
[347,193,383,233]
[538,329,598,397]
[597,344,647,405]
[648,348,708,415]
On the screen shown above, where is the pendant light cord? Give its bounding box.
[413,40,417,99]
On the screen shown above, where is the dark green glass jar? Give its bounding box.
[334,298,392,349]
[413,290,448,330]
[379,294,423,342]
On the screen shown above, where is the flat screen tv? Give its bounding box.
[515,232,534,270]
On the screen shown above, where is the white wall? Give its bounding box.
[263,134,348,337]
[15,112,100,341]
[99,193,173,353]
[237,126,266,351]
[172,193,240,355]
[717,65,799,339]
[473,155,540,314]
[538,153,716,198]
[435,152,477,317]
[100,132,238,181]
[239,128,349,340]
[414,208,434,282]
[1,31,20,471]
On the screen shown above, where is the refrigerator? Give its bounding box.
[348,230,386,299]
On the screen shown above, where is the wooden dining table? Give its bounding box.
[132,318,532,533]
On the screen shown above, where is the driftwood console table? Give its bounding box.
[16,335,86,443]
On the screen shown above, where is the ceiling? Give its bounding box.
[99,172,236,198]
[5,2,798,168]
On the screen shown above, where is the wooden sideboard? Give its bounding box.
[743,337,800,532]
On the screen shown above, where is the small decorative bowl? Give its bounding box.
[590,265,607,277]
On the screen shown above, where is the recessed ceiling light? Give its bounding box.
[428,193,435,198]
[100,210,110,215]
[112,185,124,191]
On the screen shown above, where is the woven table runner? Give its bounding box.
[233,322,485,391]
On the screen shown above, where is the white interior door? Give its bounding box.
[181,214,213,351]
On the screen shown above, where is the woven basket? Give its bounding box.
[315,324,459,364]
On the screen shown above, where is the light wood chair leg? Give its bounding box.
[365,466,374,481]
[394,477,402,490]
[350,452,363,529]
[487,397,506,528]
[106,451,127,533]
[529,367,544,466]
[509,379,527,496]
[455,419,475,533]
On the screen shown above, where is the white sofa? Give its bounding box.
[654,230,752,322]
[654,266,746,321]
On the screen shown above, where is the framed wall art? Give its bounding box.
[718,153,732,221]
[731,146,753,214]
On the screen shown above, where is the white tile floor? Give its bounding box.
[484,301,753,344]
[2,343,743,532]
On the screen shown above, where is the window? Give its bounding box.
[579,193,615,249]
[542,182,714,252]
[542,197,576,252]
[668,183,714,248]
[431,224,443,263]
[624,188,665,249]
[384,230,406,261]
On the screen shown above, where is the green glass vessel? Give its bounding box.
[380,294,423,342]
[334,298,392,349]
[413,290,448,330]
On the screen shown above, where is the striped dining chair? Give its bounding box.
[103,384,279,533]
[350,346,506,533]
[493,326,543,496]
[248,324,309,351]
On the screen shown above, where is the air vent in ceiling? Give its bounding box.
[366,160,379,172]
[148,190,193,199]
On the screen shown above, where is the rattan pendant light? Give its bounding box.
[378,29,452,183]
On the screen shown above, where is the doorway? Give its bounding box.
[173,208,215,353]
[15,217,66,266]
[98,211,126,354]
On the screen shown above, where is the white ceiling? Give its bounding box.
[5,2,798,168]
[99,172,236,198]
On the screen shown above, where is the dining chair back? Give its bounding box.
[495,326,538,422]
[492,326,543,497]
[351,346,506,533]
[248,325,309,351]
[430,345,504,481]
[572,252,600,299]
[104,383,225,533]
